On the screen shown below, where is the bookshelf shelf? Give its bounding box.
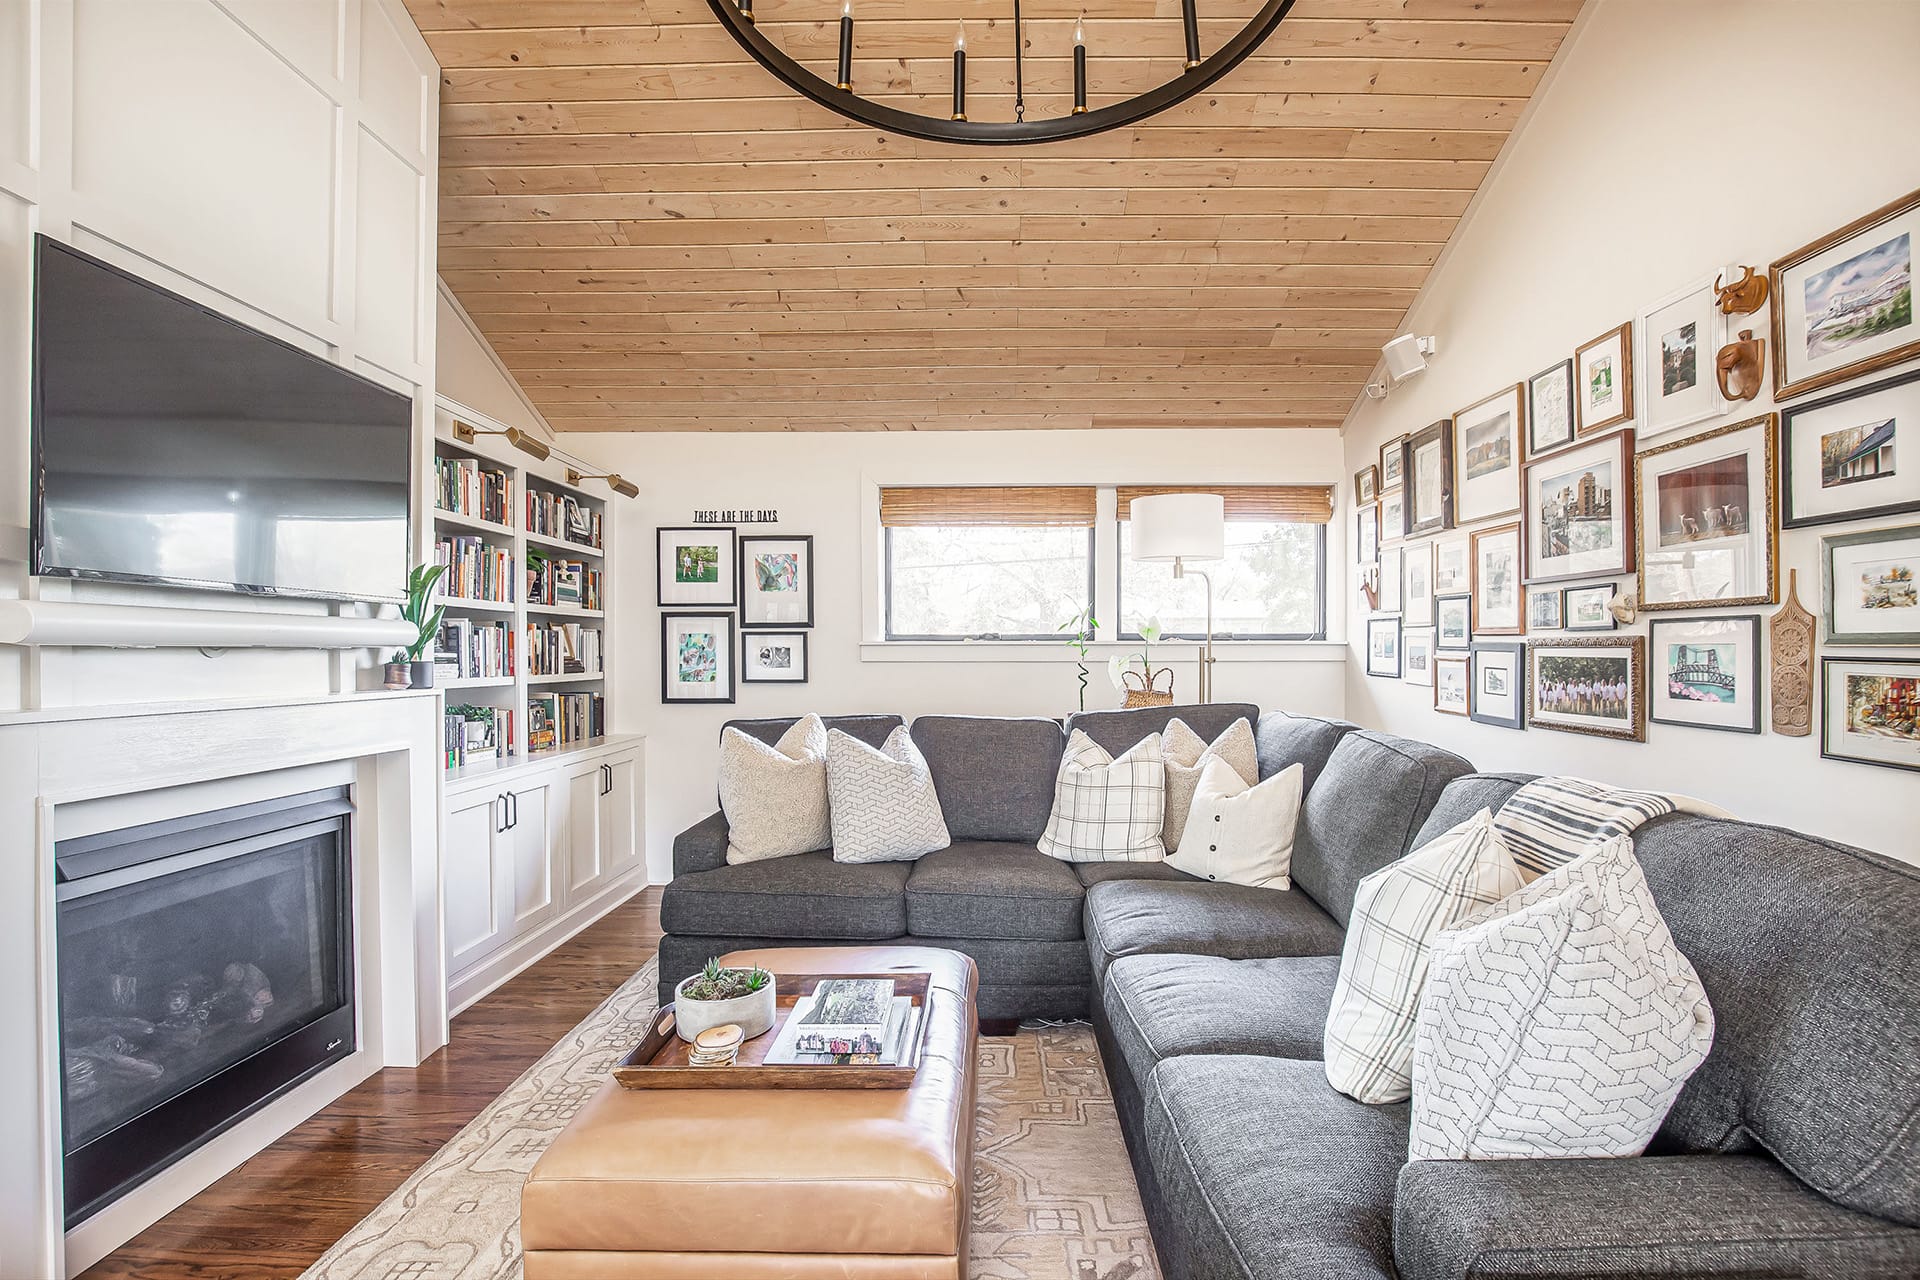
[442,675,516,690]
[433,507,513,537]
[525,529,604,559]
[528,671,605,685]
[440,596,515,614]
[527,603,604,619]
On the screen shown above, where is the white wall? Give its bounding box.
[436,281,555,439]
[1340,0,1920,858]
[0,0,438,711]
[558,428,1351,879]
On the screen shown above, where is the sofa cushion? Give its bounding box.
[1254,709,1360,792]
[1635,814,1920,1226]
[1084,878,1346,987]
[659,850,909,940]
[1105,953,1341,1105]
[1064,701,1261,757]
[1410,772,1536,849]
[905,841,1085,942]
[1292,731,1474,926]
[1145,1054,1403,1280]
[1075,860,1196,887]
[911,715,1065,843]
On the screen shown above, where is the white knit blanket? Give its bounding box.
[1493,776,1733,879]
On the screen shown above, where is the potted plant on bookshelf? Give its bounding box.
[383,653,411,690]
[400,562,448,689]
[673,958,776,1043]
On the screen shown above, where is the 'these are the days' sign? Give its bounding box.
[692,509,778,524]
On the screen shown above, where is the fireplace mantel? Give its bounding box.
[0,691,445,1277]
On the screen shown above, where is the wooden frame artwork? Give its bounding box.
[1403,419,1454,537]
[1634,413,1780,612]
[1354,465,1379,505]
[1528,357,1577,457]
[1770,186,1920,401]
[1451,385,1524,523]
[1379,489,1407,544]
[1522,429,1635,585]
[1469,522,1523,636]
[1380,434,1407,492]
[1433,656,1470,716]
[1526,635,1649,743]
[1575,322,1635,436]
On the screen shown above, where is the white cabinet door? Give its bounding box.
[506,779,556,931]
[600,751,642,876]
[563,760,604,901]
[445,788,506,971]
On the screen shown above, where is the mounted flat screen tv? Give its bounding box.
[31,236,412,603]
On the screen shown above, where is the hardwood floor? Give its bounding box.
[80,886,664,1280]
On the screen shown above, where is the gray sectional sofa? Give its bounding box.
[661,704,1920,1279]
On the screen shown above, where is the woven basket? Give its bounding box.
[1121,667,1174,708]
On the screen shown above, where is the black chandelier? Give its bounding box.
[708,0,1297,146]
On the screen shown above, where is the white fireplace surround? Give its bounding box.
[0,690,446,1278]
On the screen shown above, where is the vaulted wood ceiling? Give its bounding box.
[408,0,1581,432]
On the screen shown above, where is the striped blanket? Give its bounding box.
[1493,776,1734,879]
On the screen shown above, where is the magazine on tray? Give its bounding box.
[764,993,920,1066]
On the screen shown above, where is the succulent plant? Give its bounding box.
[681,958,772,1002]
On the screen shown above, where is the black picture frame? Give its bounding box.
[657,526,737,608]
[737,534,815,629]
[1469,639,1526,729]
[1435,591,1473,651]
[742,630,809,683]
[1561,582,1619,632]
[1650,615,1762,735]
[1366,615,1402,678]
[1780,366,1920,529]
[1402,419,1455,537]
[661,611,736,704]
[1821,656,1920,773]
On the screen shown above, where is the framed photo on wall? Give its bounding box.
[1650,615,1762,734]
[1355,465,1380,505]
[743,630,810,684]
[1523,429,1634,584]
[1637,279,1725,438]
[738,534,814,628]
[662,611,737,704]
[1469,639,1525,730]
[1635,414,1779,611]
[1378,544,1404,614]
[1562,582,1619,631]
[1780,367,1920,528]
[1403,539,1434,628]
[657,526,738,607]
[1380,434,1407,492]
[1435,592,1472,650]
[1380,489,1407,543]
[1404,419,1454,536]
[1452,385,1525,523]
[1470,522,1523,635]
[1821,656,1920,773]
[1356,504,1379,565]
[1434,534,1470,594]
[1366,616,1402,678]
[1526,635,1648,743]
[1403,627,1436,687]
[1822,523,1920,644]
[1771,186,1920,401]
[1433,656,1470,716]
[1575,322,1635,436]
[1528,358,1576,457]
[1527,587,1562,632]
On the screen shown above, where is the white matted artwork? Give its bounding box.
[1434,534,1470,594]
[1651,615,1761,734]
[1378,544,1404,614]
[1636,414,1779,611]
[1452,384,1525,523]
[1435,593,1472,650]
[1823,523,1920,644]
[661,611,736,703]
[739,534,814,628]
[1403,540,1434,627]
[1575,322,1635,436]
[1821,656,1920,773]
[743,630,810,683]
[1771,188,1920,401]
[1781,368,1920,528]
[1523,430,1635,585]
[1469,640,1525,730]
[1380,489,1407,543]
[1470,522,1523,635]
[1403,627,1436,687]
[1638,279,1725,438]
[1367,616,1402,678]
[1433,656,1470,715]
[657,526,738,607]
[1528,358,1576,457]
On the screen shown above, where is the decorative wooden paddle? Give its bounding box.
[1769,569,1815,737]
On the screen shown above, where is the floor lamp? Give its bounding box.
[1129,493,1226,703]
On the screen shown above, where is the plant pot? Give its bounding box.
[672,972,777,1044]
[409,660,435,689]
[383,662,412,691]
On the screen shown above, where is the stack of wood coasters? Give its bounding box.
[688,1022,744,1067]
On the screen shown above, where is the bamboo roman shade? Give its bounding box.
[879,486,1098,528]
[1116,485,1334,524]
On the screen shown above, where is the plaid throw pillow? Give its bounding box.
[1036,729,1167,863]
[1322,808,1524,1104]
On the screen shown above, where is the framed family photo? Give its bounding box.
[657,526,737,607]
[743,630,810,684]
[1822,523,1920,644]
[1435,592,1472,650]
[1433,656,1470,715]
[1470,522,1523,635]
[1523,429,1634,585]
[1562,582,1619,631]
[661,611,736,704]
[1650,615,1762,735]
[1469,639,1526,730]
[1637,279,1725,438]
[738,534,814,628]
[1771,186,1920,401]
[1528,358,1576,457]
[1452,385,1525,523]
[1575,322,1635,436]
[1821,657,1920,773]
[1526,635,1648,742]
[1635,414,1779,611]
[1404,419,1455,536]
[1780,367,1920,528]
[1366,616,1402,678]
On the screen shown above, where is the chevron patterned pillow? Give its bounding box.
[825,726,951,863]
[1036,729,1167,863]
[719,714,831,865]
[1408,835,1715,1161]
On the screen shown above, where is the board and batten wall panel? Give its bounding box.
[0,0,438,712]
[1340,0,1920,859]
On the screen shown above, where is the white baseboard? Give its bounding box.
[447,869,651,1017]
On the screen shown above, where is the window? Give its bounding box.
[883,487,1095,639]
[1116,486,1331,641]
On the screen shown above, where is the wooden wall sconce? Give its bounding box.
[1714,266,1769,316]
[1716,329,1766,401]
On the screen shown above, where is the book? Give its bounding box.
[796,978,894,1036]
[770,993,920,1065]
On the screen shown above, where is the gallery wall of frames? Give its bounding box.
[1341,0,1920,856]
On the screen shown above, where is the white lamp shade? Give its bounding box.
[1130,492,1225,562]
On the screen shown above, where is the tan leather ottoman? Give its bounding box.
[522,945,978,1280]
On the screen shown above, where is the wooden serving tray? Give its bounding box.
[614,971,935,1090]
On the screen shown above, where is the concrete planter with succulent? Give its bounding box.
[396,562,448,690]
[673,958,777,1043]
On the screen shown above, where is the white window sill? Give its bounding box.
[859,640,1346,664]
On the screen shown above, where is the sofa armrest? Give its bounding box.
[1393,1154,1920,1280]
[672,810,731,877]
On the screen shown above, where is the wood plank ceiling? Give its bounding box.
[407,0,1583,432]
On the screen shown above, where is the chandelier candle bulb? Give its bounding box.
[837,0,853,91]
[1072,17,1087,113]
[952,22,966,121]
[1181,0,1201,68]
[737,0,750,22]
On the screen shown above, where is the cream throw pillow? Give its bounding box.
[1036,729,1167,863]
[825,726,951,863]
[720,714,831,865]
[1409,835,1715,1161]
[1322,809,1525,1105]
[1166,756,1301,889]
[1161,717,1258,853]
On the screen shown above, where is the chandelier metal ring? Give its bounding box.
[707,0,1298,146]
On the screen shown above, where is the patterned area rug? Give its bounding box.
[302,959,1160,1280]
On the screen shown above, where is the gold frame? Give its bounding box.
[1469,521,1524,636]
[1633,413,1780,612]
[1770,186,1920,401]
[1525,635,1649,743]
[1379,434,1408,493]
[1354,464,1379,505]
[1574,321,1635,436]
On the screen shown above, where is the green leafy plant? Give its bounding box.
[1107,615,1166,692]
[1057,607,1099,711]
[682,957,772,1002]
[400,562,449,663]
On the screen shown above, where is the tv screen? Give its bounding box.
[31,236,412,603]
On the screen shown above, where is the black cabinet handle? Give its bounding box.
[508,791,519,829]
[494,793,507,833]
[601,763,612,796]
